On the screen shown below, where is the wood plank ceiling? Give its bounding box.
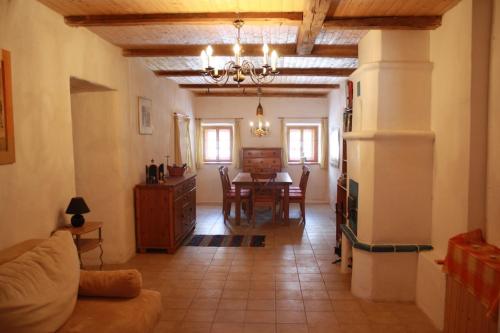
[38,0,459,98]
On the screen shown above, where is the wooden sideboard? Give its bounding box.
[134,174,196,253]
[241,147,282,173]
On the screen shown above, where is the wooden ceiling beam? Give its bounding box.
[155,68,354,77]
[64,11,441,30]
[181,83,339,89]
[123,44,357,57]
[64,12,303,26]
[195,92,328,98]
[323,16,442,29]
[296,0,334,55]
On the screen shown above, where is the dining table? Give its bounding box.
[232,172,293,225]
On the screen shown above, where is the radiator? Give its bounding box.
[444,276,498,333]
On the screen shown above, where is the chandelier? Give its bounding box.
[249,88,270,137]
[200,19,279,86]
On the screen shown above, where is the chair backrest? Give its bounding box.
[218,166,230,194]
[223,167,231,189]
[299,166,311,195]
[251,172,277,182]
[250,172,277,196]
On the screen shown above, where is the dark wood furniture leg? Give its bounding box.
[284,184,290,224]
[76,234,82,268]
[235,183,241,225]
[98,227,103,270]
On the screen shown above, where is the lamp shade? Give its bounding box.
[65,197,90,215]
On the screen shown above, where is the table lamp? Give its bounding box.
[65,197,90,227]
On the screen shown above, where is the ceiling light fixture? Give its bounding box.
[249,88,270,137]
[200,19,279,86]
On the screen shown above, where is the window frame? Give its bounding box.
[202,125,233,164]
[287,125,319,164]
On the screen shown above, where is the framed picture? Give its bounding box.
[330,128,340,168]
[138,97,153,135]
[0,49,15,165]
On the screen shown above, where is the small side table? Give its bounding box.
[58,221,104,270]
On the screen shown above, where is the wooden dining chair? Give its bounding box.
[218,166,229,216]
[250,172,279,228]
[290,165,308,192]
[218,166,251,222]
[279,166,310,223]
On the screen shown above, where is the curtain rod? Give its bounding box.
[278,117,328,119]
[173,112,190,118]
[195,117,244,120]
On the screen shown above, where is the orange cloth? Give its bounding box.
[443,229,500,318]
[79,270,142,298]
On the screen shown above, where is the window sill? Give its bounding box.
[204,162,233,165]
[288,162,320,165]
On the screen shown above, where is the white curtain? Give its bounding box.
[195,119,203,169]
[320,117,329,169]
[185,117,193,171]
[173,114,182,165]
[233,119,241,169]
[281,118,288,167]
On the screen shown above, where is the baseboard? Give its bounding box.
[196,200,330,205]
[196,201,222,205]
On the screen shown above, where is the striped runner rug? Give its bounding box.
[184,235,266,247]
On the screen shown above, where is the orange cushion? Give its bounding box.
[281,191,304,199]
[226,189,251,198]
[79,270,142,298]
[282,189,303,194]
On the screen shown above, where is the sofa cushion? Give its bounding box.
[0,231,80,333]
[79,269,142,298]
[57,289,162,333]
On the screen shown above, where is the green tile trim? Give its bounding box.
[340,224,433,253]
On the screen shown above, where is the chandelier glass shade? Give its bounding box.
[200,19,279,86]
[250,89,270,137]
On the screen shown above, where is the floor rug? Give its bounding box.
[185,234,266,247]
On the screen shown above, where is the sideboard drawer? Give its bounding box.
[175,177,196,197]
[134,175,196,254]
[243,149,280,158]
[241,148,282,173]
[243,158,281,167]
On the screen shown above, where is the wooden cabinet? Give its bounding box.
[335,138,348,242]
[241,147,282,173]
[336,80,353,244]
[134,174,196,253]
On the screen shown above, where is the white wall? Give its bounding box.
[486,0,500,247]
[71,91,129,263]
[416,0,493,328]
[0,1,194,263]
[327,85,346,208]
[193,96,329,204]
[428,0,490,257]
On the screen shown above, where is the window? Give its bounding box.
[287,126,319,163]
[203,125,232,163]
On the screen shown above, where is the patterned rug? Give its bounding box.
[184,234,266,247]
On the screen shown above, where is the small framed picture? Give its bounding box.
[138,97,153,135]
[330,128,340,168]
[0,49,15,165]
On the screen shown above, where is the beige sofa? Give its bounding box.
[0,231,161,333]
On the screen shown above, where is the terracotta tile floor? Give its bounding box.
[117,205,440,333]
